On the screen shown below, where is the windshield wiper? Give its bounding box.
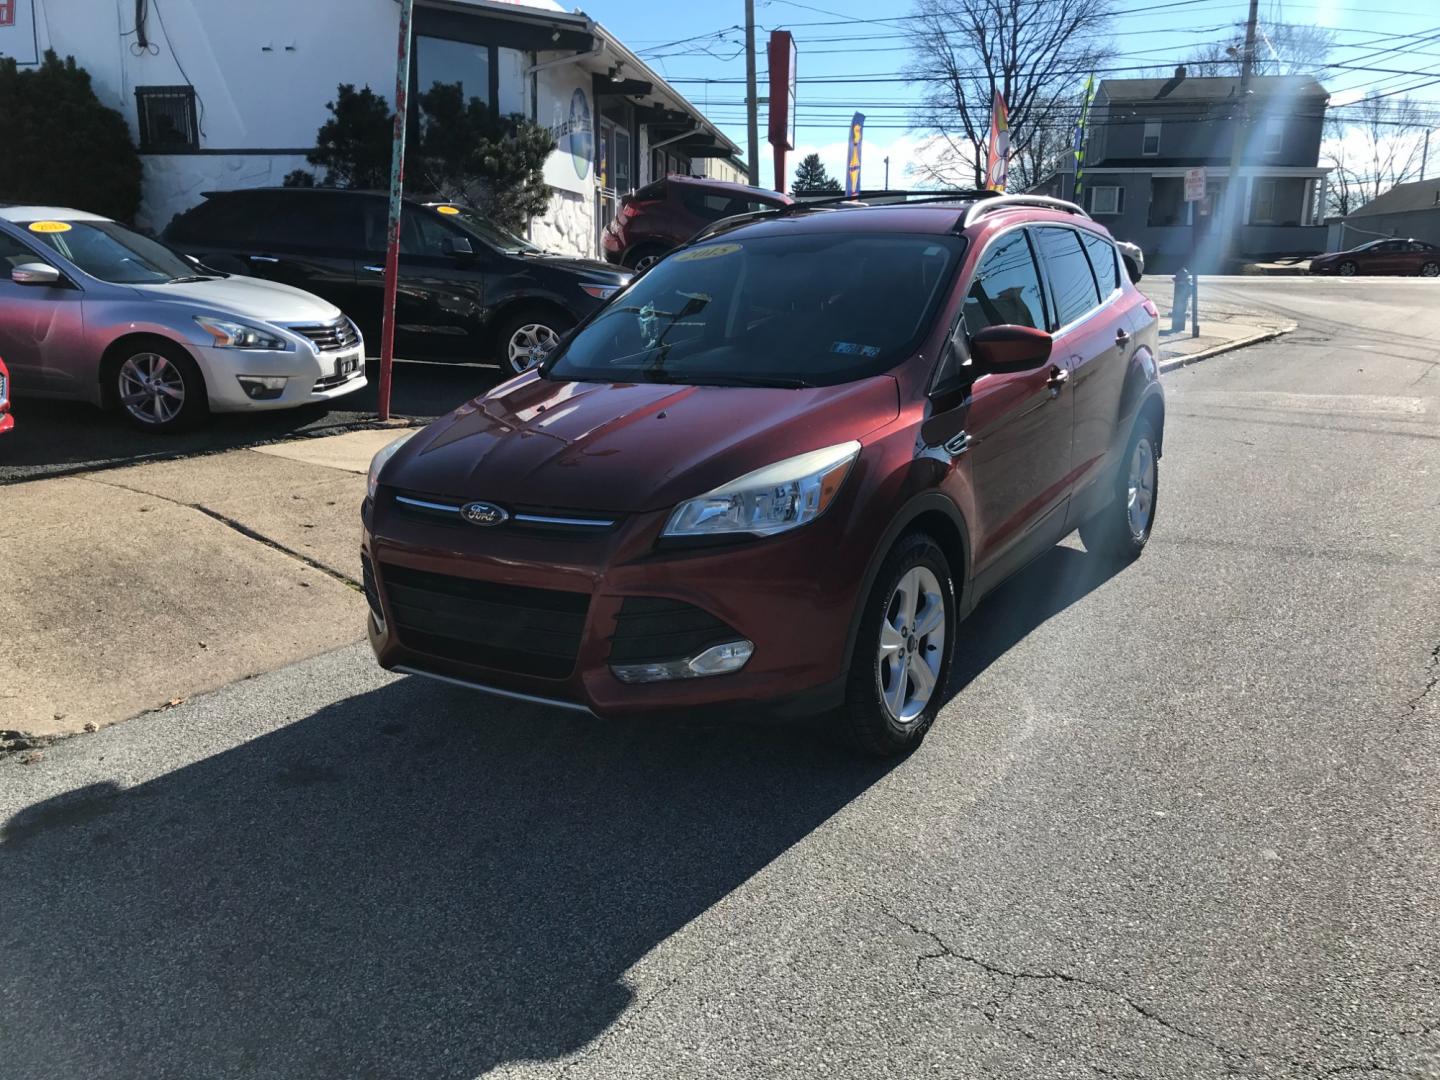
[166,274,220,284]
[685,374,815,389]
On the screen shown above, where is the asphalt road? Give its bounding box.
[2,277,1438,1079]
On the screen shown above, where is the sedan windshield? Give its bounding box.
[546,232,965,388]
[22,220,200,284]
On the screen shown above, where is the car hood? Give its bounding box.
[386,373,901,513]
[525,253,630,280]
[129,275,343,323]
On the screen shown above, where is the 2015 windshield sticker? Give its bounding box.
[674,243,740,262]
[28,221,72,234]
[435,205,461,215]
[832,341,881,357]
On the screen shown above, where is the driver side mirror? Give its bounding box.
[442,236,474,258]
[969,324,1053,374]
[12,263,62,287]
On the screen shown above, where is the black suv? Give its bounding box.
[164,188,631,374]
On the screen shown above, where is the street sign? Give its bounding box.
[1184,167,1207,202]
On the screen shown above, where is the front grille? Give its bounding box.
[607,596,740,664]
[361,552,383,627]
[380,562,590,678]
[292,317,361,352]
[392,491,619,534]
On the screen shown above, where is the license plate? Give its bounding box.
[335,356,361,379]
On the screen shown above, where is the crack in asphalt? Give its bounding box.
[1402,643,1440,719]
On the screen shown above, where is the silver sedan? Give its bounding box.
[0,206,367,432]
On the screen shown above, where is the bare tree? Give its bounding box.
[1323,95,1429,214]
[905,0,1110,190]
[1185,2,1334,77]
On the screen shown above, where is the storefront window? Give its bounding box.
[417,36,491,105]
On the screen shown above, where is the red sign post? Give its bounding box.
[376,0,415,422]
[766,31,796,194]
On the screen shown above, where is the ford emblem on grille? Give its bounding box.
[461,501,509,527]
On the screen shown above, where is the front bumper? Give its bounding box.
[196,329,368,412]
[361,489,874,719]
[0,411,12,435]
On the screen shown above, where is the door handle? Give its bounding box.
[1115,328,1131,345]
[362,264,385,274]
[1046,364,1069,394]
[247,255,279,264]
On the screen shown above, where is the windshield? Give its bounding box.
[440,208,540,255]
[545,232,965,388]
[21,220,202,284]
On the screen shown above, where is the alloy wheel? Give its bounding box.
[634,253,661,271]
[118,352,185,426]
[1422,262,1439,278]
[1339,261,1357,276]
[1127,436,1156,540]
[877,566,946,724]
[506,323,561,371]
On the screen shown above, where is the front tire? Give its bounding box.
[496,307,575,377]
[842,533,955,758]
[1421,261,1439,278]
[1338,260,1358,277]
[1080,415,1159,562]
[112,341,207,433]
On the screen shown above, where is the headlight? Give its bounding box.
[663,441,861,539]
[367,431,416,500]
[194,315,289,350]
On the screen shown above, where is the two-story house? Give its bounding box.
[1048,70,1331,269]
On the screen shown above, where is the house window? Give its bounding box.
[1263,121,1283,155]
[1142,121,1161,156]
[1088,186,1123,216]
[417,36,492,106]
[1252,178,1278,224]
[135,86,199,152]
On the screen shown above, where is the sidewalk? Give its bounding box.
[1,427,412,742]
[1139,276,1296,369]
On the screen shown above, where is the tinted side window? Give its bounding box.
[0,231,42,271]
[400,208,461,256]
[167,196,257,246]
[963,230,1047,334]
[1080,232,1120,296]
[251,194,365,252]
[1034,227,1100,328]
[679,188,737,222]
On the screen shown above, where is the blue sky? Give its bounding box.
[579,0,1440,187]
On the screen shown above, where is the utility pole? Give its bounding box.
[1222,0,1261,271]
[1423,129,1430,180]
[745,0,759,186]
[884,155,890,189]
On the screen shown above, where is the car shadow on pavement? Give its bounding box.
[0,679,894,1079]
[942,543,1124,702]
[0,359,501,484]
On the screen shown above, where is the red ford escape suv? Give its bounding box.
[363,192,1164,756]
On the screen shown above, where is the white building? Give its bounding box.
[0,0,743,257]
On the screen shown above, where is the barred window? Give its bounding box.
[135,86,199,151]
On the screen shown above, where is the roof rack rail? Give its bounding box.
[685,188,1003,246]
[962,194,1090,228]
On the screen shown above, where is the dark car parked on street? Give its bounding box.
[165,188,631,375]
[1310,237,1440,277]
[601,175,792,271]
[363,192,1164,757]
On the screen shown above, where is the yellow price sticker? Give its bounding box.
[674,243,740,263]
[28,220,73,234]
[435,205,461,215]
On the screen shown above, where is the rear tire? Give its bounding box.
[841,533,955,758]
[109,340,208,433]
[624,245,669,272]
[1080,415,1159,562]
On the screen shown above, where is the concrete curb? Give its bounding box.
[1157,323,1297,374]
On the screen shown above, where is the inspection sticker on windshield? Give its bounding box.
[28,220,72,234]
[675,243,740,262]
[832,341,881,357]
[435,205,461,215]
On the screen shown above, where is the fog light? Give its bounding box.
[237,375,288,400]
[610,640,754,684]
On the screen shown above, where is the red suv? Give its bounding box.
[0,356,12,437]
[363,193,1164,756]
[601,175,792,271]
